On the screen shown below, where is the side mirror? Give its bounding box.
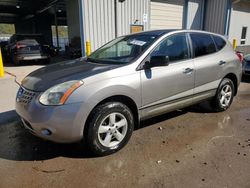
[144,56,169,69]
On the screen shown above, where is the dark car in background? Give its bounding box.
[243,54,250,76]
[8,34,51,65]
[0,40,9,63]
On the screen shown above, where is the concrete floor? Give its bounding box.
[0,65,250,187]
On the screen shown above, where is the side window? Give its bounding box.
[213,35,226,51]
[190,33,216,58]
[151,34,190,63]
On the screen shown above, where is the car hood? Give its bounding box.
[21,58,121,92]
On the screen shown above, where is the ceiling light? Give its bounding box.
[16,5,20,9]
[58,9,62,12]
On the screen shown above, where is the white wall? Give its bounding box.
[229,2,250,46]
[150,0,185,30]
[204,0,228,35]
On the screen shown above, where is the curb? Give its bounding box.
[0,110,20,125]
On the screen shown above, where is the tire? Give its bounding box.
[86,102,134,156]
[211,78,235,112]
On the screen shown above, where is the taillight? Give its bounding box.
[236,51,244,63]
[16,43,27,49]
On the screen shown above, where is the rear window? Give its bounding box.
[190,33,217,58]
[18,39,39,45]
[213,35,226,51]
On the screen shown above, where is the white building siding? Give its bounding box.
[204,0,228,35]
[229,1,250,46]
[150,0,185,29]
[117,0,150,36]
[82,0,150,51]
[83,0,116,51]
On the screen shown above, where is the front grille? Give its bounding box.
[17,87,37,104]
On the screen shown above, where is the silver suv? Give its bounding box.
[16,30,242,155]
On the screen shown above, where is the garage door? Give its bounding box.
[150,0,185,29]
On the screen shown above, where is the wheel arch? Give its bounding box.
[83,95,140,139]
[224,73,238,96]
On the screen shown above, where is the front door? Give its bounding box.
[140,33,195,119]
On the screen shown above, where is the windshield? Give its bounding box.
[88,34,158,64]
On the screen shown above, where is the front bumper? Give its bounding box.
[15,88,85,143]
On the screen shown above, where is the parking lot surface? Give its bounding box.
[0,66,250,188]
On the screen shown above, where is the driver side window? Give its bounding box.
[151,33,190,63]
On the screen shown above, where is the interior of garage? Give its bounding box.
[0,0,82,65]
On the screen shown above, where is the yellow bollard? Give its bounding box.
[0,47,4,77]
[233,39,237,50]
[86,41,91,56]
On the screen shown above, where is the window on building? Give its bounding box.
[240,27,247,45]
[151,34,190,63]
[51,25,69,51]
[190,33,216,58]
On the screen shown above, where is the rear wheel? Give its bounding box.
[86,102,134,156]
[211,78,234,112]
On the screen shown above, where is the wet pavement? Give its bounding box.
[0,77,250,187]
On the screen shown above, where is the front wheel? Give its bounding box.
[211,78,235,112]
[86,102,134,156]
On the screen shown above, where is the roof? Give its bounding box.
[132,29,177,36]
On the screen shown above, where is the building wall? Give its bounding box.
[117,0,150,36]
[204,0,228,35]
[229,1,250,46]
[66,0,81,42]
[79,0,250,54]
[150,0,185,30]
[186,0,204,30]
[83,0,116,51]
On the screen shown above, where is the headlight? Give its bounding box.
[39,80,84,105]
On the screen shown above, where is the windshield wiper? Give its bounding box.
[87,57,100,63]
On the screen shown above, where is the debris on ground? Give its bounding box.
[202,179,205,181]
[156,160,162,164]
[176,160,180,163]
[32,167,65,173]
[158,127,163,131]
[203,162,207,165]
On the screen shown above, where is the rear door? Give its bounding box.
[190,33,224,100]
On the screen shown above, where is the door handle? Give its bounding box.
[219,60,226,66]
[183,68,194,74]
